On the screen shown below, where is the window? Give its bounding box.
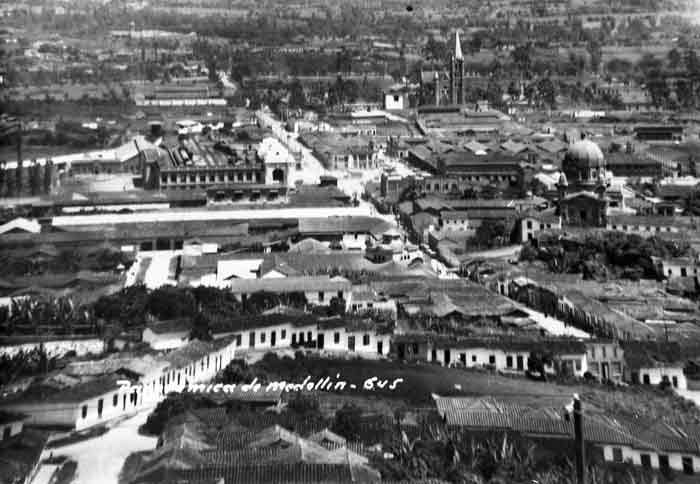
[612,447,623,462]
[260,332,266,343]
[334,332,340,344]
[236,335,242,346]
[673,376,679,388]
[97,398,104,418]
[659,454,670,471]
[643,374,650,384]
[575,360,581,372]
[472,355,477,363]
[506,356,513,368]
[318,291,325,302]
[489,355,495,365]
[602,346,607,358]
[363,334,370,346]
[82,405,88,419]
[640,454,651,468]
[682,456,694,475]
[2,427,10,440]
[526,221,532,229]
[281,329,286,339]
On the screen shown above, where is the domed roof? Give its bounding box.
[567,139,604,166]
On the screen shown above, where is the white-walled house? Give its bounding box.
[656,257,698,279]
[141,319,192,351]
[226,276,353,308]
[602,443,699,475]
[317,320,392,357]
[211,313,392,357]
[0,338,237,431]
[631,365,687,390]
[212,314,320,351]
[0,336,105,358]
[407,336,587,377]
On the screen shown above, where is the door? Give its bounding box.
[318,333,325,350]
[516,355,524,370]
[376,340,383,355]
[348,335,355,351]
[444,349,451,366]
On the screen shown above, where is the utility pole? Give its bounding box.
[573,394,586,484]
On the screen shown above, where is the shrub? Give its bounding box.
[331,403,363,441]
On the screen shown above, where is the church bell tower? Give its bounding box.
[449,32,465,105]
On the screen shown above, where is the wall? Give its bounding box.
[0,339,238,431]
[142,329,190,351]
[0,338,105,358]
[341,233,368,251]
[636,366,687,390]
[319,328,390,357]
[603,444,700,473]
[429,346,530,372]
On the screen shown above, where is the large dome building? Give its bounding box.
[562,138,607,188]
[556,137,613,227]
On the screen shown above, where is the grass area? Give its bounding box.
[245,353,700,423]
[246,353,575,406]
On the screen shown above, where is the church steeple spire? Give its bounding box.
[454,31,463,60]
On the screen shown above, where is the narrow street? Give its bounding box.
[32,406,158,484]
[515,304,592,339]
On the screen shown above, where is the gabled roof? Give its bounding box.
[227,275,351,294]
[0,218,41,235]
[537,139,568,154]
[145,318,192,335]
[288,238,332,253]
[298,217,393,237]
[500,140,529,154]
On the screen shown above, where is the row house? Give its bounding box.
[211,314,391,357]
[0,339,237,431]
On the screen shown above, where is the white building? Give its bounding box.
[0,339,237,431]
[141,319,192,351]
[226,276,353,308]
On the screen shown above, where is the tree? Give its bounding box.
[472,219,508,249]
[511,43,533,73]
[668,48,682,69]
[43,160,53,194]
[527,351,553,381]
[536,77,556,109]
[30,161,41,196]
[15,158,23,196]
[190,313,212,342]
[331,403,363,441]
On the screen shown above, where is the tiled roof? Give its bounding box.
[441,208,517,220]
[210,313,321,334]
[298,217,393,237]
[146,318,192,335]
[226,275,352,294]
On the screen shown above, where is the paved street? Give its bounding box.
[33,406,158,484]
[516,304,592,339]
